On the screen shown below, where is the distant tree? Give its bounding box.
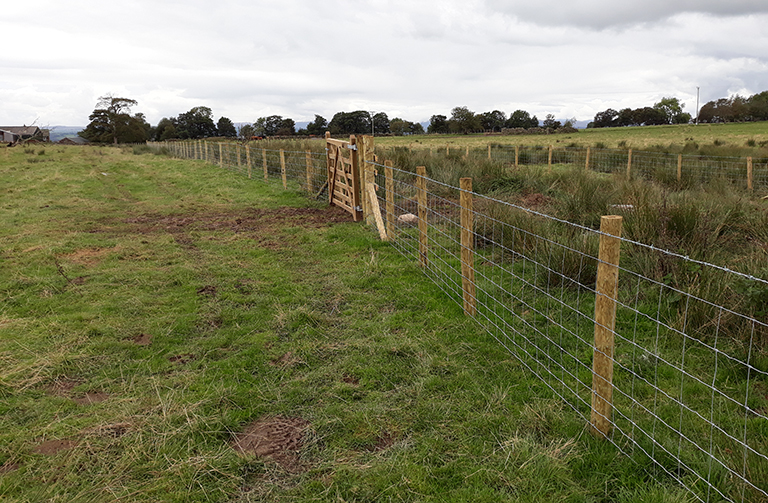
[276,118,295,136]
[372,112,390,135]
[154,117,178,140]
[217,117,237,137]
[616,108,636,127]
[542,114,561,129]
[328,111,370,135]
[505,110,538,129]
[411,122,425,134]
[479,110,506,132]
[428,115,449,134]
[653,97,691,124]
[592,109,618,128]
[448,106,480,134]
[176,106,217,139]
[390,118,424,136]
[634,107,667,126]
[306,115,328,136]
[79,95,147,144]
[238,124,255,139]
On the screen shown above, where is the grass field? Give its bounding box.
[374,121,768,156]
[0,145,699,502]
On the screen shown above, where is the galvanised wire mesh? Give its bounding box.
[366,158,768,503]
[391,144,764,190]
[148,140,328,195]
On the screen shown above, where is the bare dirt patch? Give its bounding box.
[519,192,553,210]
[84,422,130,438]
[47,377,81,397]
[169,353,196,364]
[232,416,310,472]
[341,374,359,385]
[73,392,109,405]
[34,439,78,456]
[368,431,396,452]
[196,285,217,297]
[62,247,112,266]
[132,333,152,346]
[269,352,302,367]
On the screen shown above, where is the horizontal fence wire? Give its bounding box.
[366,158,768,503]
[147,140,328,196]
[378,144,767,191]
[148,139,767,502]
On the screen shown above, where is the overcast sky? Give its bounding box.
[2,0,768,127]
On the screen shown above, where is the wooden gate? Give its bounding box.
[325,132,362,221]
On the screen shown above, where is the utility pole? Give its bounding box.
[370,111,375,136]
[695,86,700,125]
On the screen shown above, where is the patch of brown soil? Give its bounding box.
[232,416,310,472]
[73,392,109,405]
[47,377,81,397]
[519,192,553,210]
[341,374,359,385]
[269,352,301,367]
[62,247,112,266]
[169,353,195,364]
[34,439,77,455]
[0,461,20,474]
[132,333,152,346]
[368,431,396,452]
[196,285,217,296]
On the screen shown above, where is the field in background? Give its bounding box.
[375,121,768,155]
[0,145,696,502]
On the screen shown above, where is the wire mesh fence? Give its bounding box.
[149,138,767,502]
[365,158,768,503]
[377,144,767,191]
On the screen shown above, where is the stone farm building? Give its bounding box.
[0,126,49,142]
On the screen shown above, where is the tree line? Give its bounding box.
[589,90,768,128]
[78,96,558,144]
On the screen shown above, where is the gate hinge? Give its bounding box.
[354,206,363,212]
[345,144,357,151]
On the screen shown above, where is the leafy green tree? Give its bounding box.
[79,95,147,144]
[154,117,178,140]
[448,106,480,134]
[505,110,538,129]
[217,117,237,137]
[306,115,328,136]
[542,114,561,129]
[328,111,370,135]
[748,91,768,121]
[428,115,449,134]
[238,124,255,139]
[372,112,390,135]
[653,97,690,124]
[479,110,506,131]
[592,109,618,128]
[276,118,295,136]
[176,106,217,139]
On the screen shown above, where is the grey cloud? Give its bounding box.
[483,0,768,29]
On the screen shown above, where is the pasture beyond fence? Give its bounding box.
[148,138,768,503]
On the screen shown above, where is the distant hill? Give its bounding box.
[49,126,84,142]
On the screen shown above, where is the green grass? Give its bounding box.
[375,121,768,153]
[0,145,696,502]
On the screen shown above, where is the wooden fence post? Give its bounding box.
[417,166,428,268]
[677,154,682,183]
[305,151,312,193]
[280,150,287,189]
[446,145,449,155]
[515,146,519,168]
[748,157,753,191]
[262,148,268,181]
[488,144,492,160]
[460,177,476,316]
[246,145,252,179]
[548,145,553,172]
[465,146,469,159]
[585,146,591,171]
[590,215,623,439]
[385,160,394,240]
[218,143,223,169]
[203,141,208,162]
[349,135,363,222]
[626,149,632,178]
[236,144,242,171]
